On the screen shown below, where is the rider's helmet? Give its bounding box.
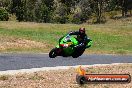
[79,27,85,34]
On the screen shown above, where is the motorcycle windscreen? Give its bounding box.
[70,37,78,45]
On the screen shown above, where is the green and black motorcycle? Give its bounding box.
[49,34,92,58]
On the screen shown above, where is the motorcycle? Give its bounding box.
[49,34,92,58]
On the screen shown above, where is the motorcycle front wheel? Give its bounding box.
[49,48,57,58]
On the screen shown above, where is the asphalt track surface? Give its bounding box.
[0,53,132,71]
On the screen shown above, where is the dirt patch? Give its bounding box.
[0,64,131,88]
[0,36,48,51]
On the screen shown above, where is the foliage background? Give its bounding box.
[0,0,131,24]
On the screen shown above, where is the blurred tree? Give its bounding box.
[0,7,9,21]
[116,0,132,17]
[35,0,51,22]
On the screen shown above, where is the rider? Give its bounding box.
[68,27,92,49]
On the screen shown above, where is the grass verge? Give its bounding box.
[0,19,132,54]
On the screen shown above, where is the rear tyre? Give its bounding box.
[72,55,80,58]
[78,49,85,56]
[72,47,85,58]
[49,48,57,58]
[72,51,80,58]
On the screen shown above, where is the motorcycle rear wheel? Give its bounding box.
[72,48,85,58]
[72,52,80,58]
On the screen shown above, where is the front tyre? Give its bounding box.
[49,48,57,58]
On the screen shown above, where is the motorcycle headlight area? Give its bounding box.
[64,44,69,47]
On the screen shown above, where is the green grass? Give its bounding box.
[0,21,132,54]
